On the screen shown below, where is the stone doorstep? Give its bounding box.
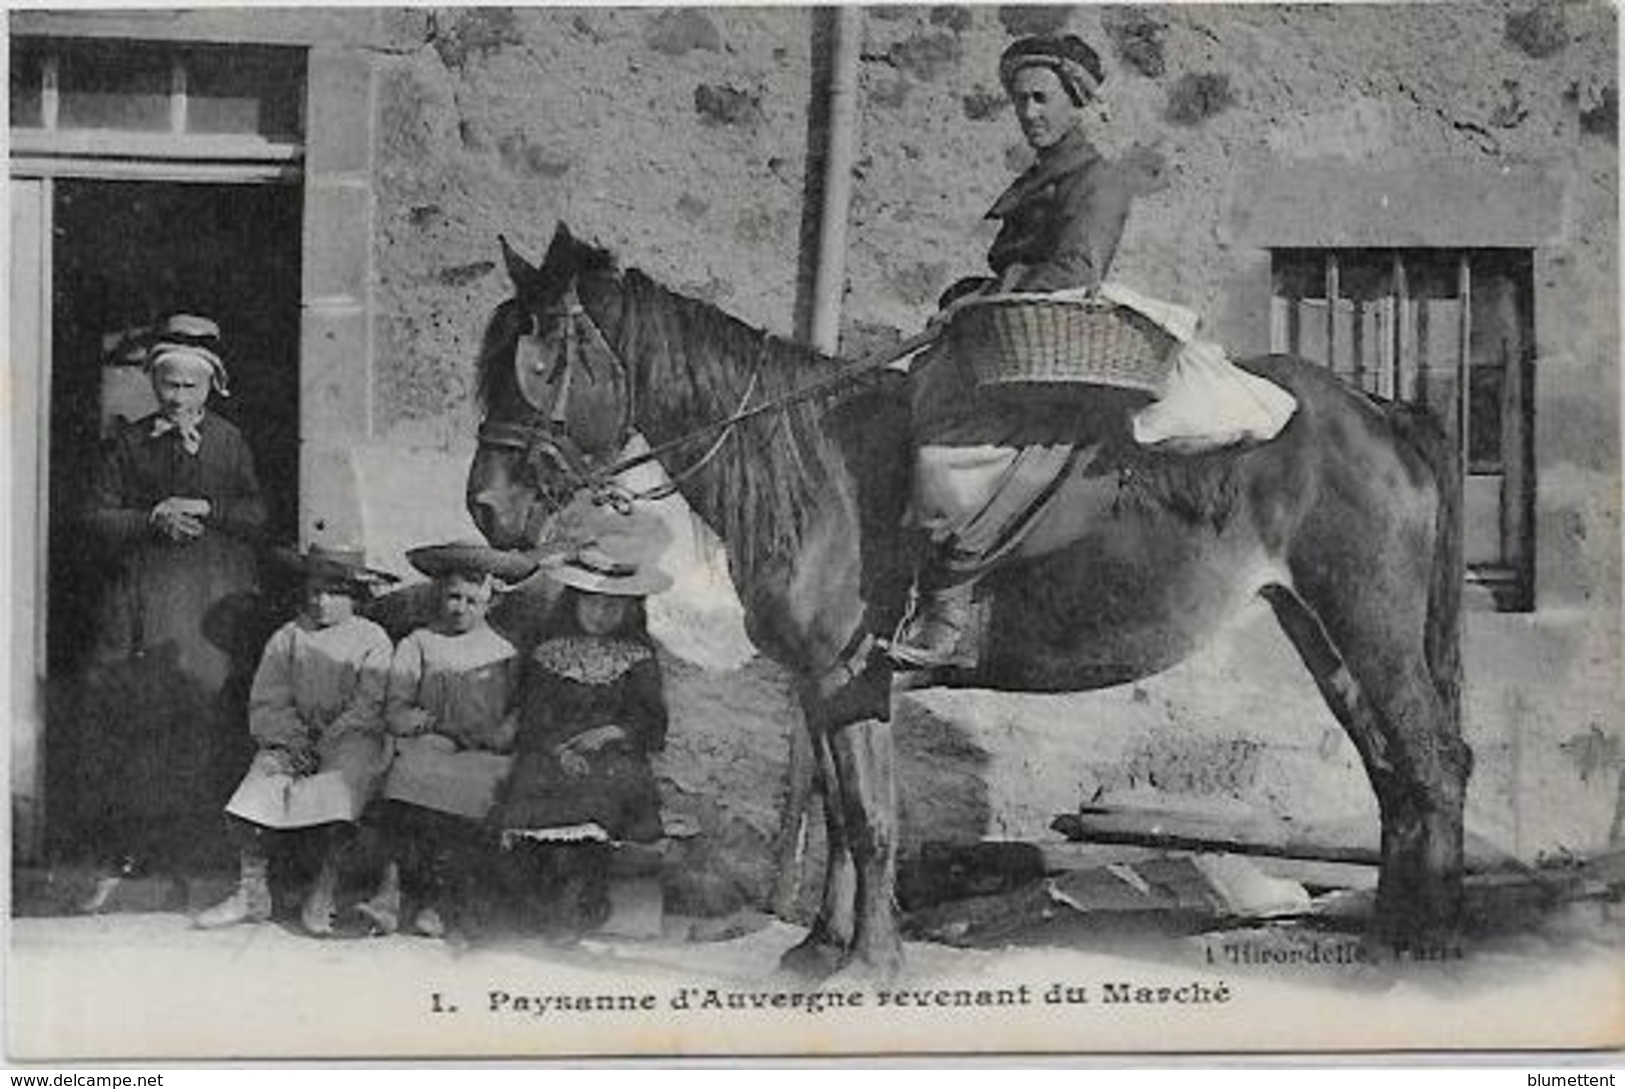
[11,865,237,917]
[16,863,667,939]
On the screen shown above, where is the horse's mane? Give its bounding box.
[611,268,853,584]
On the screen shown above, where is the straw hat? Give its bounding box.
[406,540,539,585]
[543,538,673,598]
[271,543,399,589]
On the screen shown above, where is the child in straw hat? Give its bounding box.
[195,544,397,935]
[353,542,537,940]
[491,520,673,934]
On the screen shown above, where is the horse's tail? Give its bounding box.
[1385,401,1464,726]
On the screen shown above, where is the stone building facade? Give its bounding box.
[10,4,1619,907]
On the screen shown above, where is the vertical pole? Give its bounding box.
[808,5,865,355]
[775,6,866,923]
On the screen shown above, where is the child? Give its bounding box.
[354,541,537,939]
[195,544,397,935]
[491,526,672,933]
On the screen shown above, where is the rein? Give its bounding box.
[597,326,935,486]
[482,274,938,508]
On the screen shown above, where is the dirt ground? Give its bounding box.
[8,888,1624,1061]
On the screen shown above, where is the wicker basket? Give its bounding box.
[949,295,1177,392]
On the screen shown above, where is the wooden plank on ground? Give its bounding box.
[905,854,1315,946]
[1052,807,1381,865]
[1249,855,1378,892]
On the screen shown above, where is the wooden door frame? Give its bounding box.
[8,177,54,861]
[8,159,302,863]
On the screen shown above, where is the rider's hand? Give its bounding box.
[573,724,627,753]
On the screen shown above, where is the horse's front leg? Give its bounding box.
[828,716,902,979]
[780,726,856,979]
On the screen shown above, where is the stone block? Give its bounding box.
[299,305,370,445]
[12,9,382,46]
[302,183,372,303]
[300,444,367,550]
[1224,161,1568,248]
[305,47,375,177]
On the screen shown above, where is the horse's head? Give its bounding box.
[467,223,634,549]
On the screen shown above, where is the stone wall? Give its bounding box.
[354,3,1619,906]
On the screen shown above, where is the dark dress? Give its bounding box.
[77,410,266,846]
[492,634,667,844]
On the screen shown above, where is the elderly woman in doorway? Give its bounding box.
[890,33,1137,669]
[77,313,268,910]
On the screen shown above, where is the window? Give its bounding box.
[9,38,304,177]
[1271,249,1535,611]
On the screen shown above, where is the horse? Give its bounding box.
[466,222,1469,976]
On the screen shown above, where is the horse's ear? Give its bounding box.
[499,235,541,295]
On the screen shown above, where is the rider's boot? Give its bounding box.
[887,578,976,669]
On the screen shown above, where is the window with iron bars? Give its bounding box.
[1270,248,1535,611]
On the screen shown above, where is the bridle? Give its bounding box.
[474,273,765,513]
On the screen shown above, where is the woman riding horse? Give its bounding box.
[896,33,1135,669]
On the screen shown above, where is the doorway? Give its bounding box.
[42,180,302,859]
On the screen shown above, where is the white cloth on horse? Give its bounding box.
[1095,281,1297,453]
[1132,340,1298,452]
[1095,282,1201,343]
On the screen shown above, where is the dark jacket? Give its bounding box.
[985,127,1133,293]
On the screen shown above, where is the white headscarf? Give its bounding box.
[144,315,229,455]
[145,314,230,397]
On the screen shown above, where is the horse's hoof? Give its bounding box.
[778,933,848,980]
